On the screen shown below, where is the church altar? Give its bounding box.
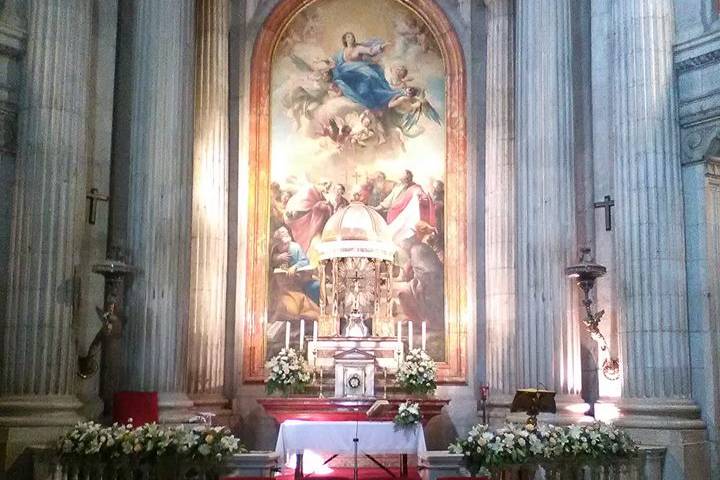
[258,396,449,425]
[275,420,426,458]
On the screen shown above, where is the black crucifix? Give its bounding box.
[352,170,363,185]
[593,195,615,231]
[86,188,109,225]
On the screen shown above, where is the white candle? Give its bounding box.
[422,321,427,351]
[299,318,305,351]
[313,320,318,343]
[408,321,414,350]
[397,321,402,344]
[285,321,290,349]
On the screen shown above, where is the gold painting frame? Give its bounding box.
[243,0,467,384]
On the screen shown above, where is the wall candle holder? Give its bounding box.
[565,248,620,381]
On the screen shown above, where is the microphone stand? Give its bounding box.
[353,407,360,480]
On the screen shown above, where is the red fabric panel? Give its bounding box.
[112,391,159,426]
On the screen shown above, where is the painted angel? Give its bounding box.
[388,86,441,136]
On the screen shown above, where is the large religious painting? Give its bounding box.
[244,0,467,383]
[267,0,446,360]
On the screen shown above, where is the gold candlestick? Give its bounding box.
[383,368,388,399]
[319,368,324,399]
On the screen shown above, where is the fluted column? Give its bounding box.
[610,0,702,424]
[122,0,195,421]
[483,0,516,420]
[515,0,584,409]
[0,0,90,423]
[187,0,229,407]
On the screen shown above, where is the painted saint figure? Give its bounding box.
[284,181,334,253]
[375,169,434,225]
[395,221,444,356]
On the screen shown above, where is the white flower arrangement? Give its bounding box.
[266,347,311,395]
[57,420,245,469]
[393,401,422,429]
[397,348,437,395]
[449,422,638,476]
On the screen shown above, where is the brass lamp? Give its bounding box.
[510,388,556,427]
[565,247,620,380]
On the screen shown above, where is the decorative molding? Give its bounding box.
[675,48,720,73]
[681,122,720,165]
[674,30,720,69]
[243,0,468,384]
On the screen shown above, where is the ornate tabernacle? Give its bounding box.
[317,202,396,337]
[306,202,405,397]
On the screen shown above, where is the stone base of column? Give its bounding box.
[486,393,513,428]
[495,394,592,426]
[158,392,195,424]
[612,397,709,480]
[0,395,84,476]
[191,393,236,429]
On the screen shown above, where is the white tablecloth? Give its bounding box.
[275,420,427,458]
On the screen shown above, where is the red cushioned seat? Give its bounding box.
[113,391,159,426]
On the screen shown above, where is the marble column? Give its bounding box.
[187,0,230,412]
[0,0,90,423]
[122,0,195,422]
[515,0,585,416]
[483,0,516,422]
[610,1,707,477]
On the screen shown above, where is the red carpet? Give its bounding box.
[275,467,421,480]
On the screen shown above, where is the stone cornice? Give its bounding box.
[676,49,720,73]
[674,31,720,73]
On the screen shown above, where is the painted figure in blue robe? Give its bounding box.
[271,226,321,304]
[331,32,402,110]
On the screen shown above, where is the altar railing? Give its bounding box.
[30,446,279,480]
[418,446,666,480]
[31,446,666,480]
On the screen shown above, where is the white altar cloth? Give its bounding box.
[275,420,427,458]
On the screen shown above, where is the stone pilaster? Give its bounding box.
[483,0,516,423]
[0,0,90,472]
[610,0,708,478]
[0,0,90,414]
[515,0,585,417]
[188,0,230,414]
[122,0,195,422]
